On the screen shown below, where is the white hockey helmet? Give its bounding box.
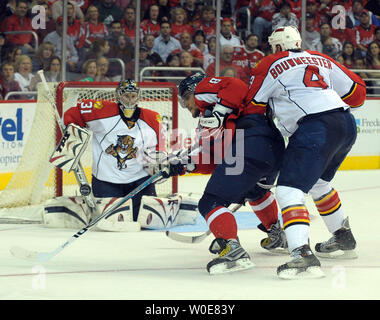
[268,26,302,53]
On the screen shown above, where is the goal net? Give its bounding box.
[0,81,180,222]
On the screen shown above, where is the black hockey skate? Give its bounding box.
[315,217,357,259]
[277,244,325,279]
[207,239,255,275]
[258,221,288,254]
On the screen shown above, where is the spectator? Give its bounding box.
[121,6,136,41]
[181,0,201,26]
[203,35,216,70]
[85,38,111,61]
[5,46,22,64]
[107,20,123,44]
[157,0,171,22]
[80,5,109,49]
[144,33,164,66]
[193,30,208,55]
[288,0,302,19]
[140,4,161,38]
[365,41,380,70]
[348,0,380,28]
[66,1,84,49]
[355,10,377,56]
[32,41,55,73]
[14,55,34,92]
[159,52,181,83]
[272,1,299,31]
[232,33,264,79]
[220,17,243,48]
[331,26,357,48]
[95,0,123,26]
[337,41,358,69]
[43,17,79,74]
[220,66,237,77]
[170,7,193,40]
[30,56,61,91]
[316,23,343,59]
[0,61,21,99]
[152,21,181,63]
[375,27,380,47]
[96,56,111,82]
[107,34,133,81]
[171,31,204,67]
[303,12,321,50]
[79,59,97,81]
[52,0,84,22]
[33,1,56,44]
[179,50,195,76]
[251,0,280,46]
[1,0,35,54]
[206,44,248,83]
[192,5,217,40]
[125,46,151,79]
[0,33,11,65]
[0,0,16,22]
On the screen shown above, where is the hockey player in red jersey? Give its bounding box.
[64,79,165,221]
[160,73,286,274]
[246,26,366,279]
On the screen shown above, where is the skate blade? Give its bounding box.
[315,249,358,260]
[278,266,325,280]
[209,258,255,275]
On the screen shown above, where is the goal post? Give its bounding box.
[0,81,179,215]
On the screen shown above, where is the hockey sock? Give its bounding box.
[313,188,344,234]
[249,191,279,230]
[281,205,310,253]
[205,206,237,240]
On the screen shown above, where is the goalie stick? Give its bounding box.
[165,203,243,243]
[37,70,100,216]
[10,171,164,263]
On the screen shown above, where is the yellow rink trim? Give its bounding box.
[0,156,379,190]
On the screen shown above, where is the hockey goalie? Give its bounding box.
[43,80,199,232]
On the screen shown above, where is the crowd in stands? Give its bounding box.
[0,0,379,99]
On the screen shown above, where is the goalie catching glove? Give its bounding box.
[49,123,90,172]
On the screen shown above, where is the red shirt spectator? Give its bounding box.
[121,6,136,40]
[250,0,279,22]
[2,1,33,49]
[79,5,108,48]
[355,10,376,51]
[140,4,161,38]
[0,62,22,100]
[192,5,216,39]
[332,28,357,47]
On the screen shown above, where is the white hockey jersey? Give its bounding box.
[246,50,366,137]
[64,100,166,184]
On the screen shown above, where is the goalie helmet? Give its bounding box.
[116,79,140,118]
[268,26,302,54]
[178,72,207,100]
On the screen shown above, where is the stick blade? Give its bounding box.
[165,230,211,243]
[10,246,51,263]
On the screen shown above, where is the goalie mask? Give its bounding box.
[116,79,140,118]
[268,26,302,54]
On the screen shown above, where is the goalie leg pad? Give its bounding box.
[43,196,90,229]
[138,194,199,229]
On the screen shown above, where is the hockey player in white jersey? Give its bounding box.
[246,26,366,279]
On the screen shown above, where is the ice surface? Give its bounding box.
[1,170,380,301]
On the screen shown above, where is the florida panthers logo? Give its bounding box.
[106,135,138,170]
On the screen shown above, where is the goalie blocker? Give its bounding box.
[43,194,199,231]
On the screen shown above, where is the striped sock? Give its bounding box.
[281,205,310,252]
[205,206,237,240]
[314,189,344,233]
[249,192,279,230]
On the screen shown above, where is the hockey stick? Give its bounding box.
[165,202,244,244]
[37,70,100,216]
[10,171,164,263]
